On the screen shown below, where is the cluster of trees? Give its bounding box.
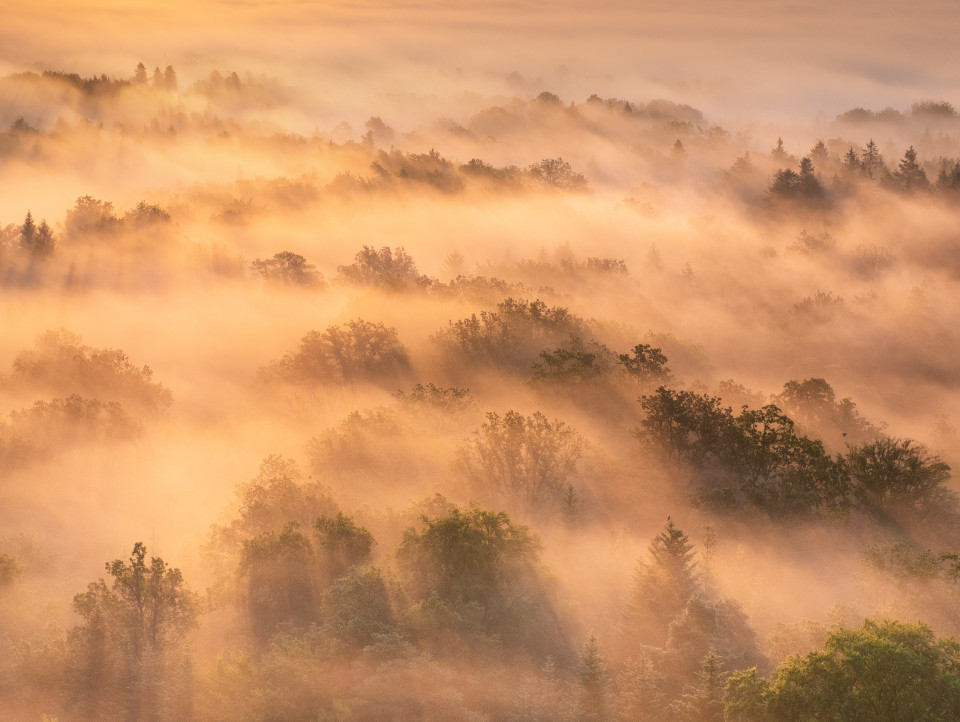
[766,137,960,205]
[638,382,953,523]
[0,331,168,470]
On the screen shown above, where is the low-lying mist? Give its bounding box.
[4,3,960,719]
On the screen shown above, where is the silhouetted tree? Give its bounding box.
[251,251,323,287]
[893,145,930,192]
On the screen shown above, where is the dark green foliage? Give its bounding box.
[844,437,952,517]
[337,245,421,289]
[314,512,375,581]
[637,386,734,471]
[725,620,960,722]
[240,524,318,643]
[769,157,824,202]
[724,667,769,722]
[250,251,323,286]
[322,566,395,646]
[398,507,539,607]
[267,319,410,386]
[66,543,199,720]
[892,145,930,192]
[531,335,615,395]
[4,330,172,416]
[397,504,569,660]
[638,387,849,517]
[456,410,584,515]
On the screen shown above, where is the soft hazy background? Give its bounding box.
[3,1,960,719]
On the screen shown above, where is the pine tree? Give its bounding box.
[862,139,887,180]
[32,221,55,257]
[19,211,36,250]
[894,146,930,192]
[578,635,609,721]
[163,66,177,91]
[614,652,664,721]
[771,137,787,161]
[672,648,727,722]
[842,147,862,175]
[134,62,147,84]
[628,519,700,644]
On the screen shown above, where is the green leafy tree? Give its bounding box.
[844,437,952,517]
[723,667,769,722]
[314,512,375,582]
[531,335,615,396]
[397,504,569,659]
[726,620,960,722]
[637,387,734,470]
[66,543,199,720]
[239,524,318,644]
[321,566,395,647]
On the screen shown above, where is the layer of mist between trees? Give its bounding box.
[4,60,960,721]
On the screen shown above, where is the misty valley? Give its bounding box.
[4,56,960,721]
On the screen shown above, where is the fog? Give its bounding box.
[3,1,960,720]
